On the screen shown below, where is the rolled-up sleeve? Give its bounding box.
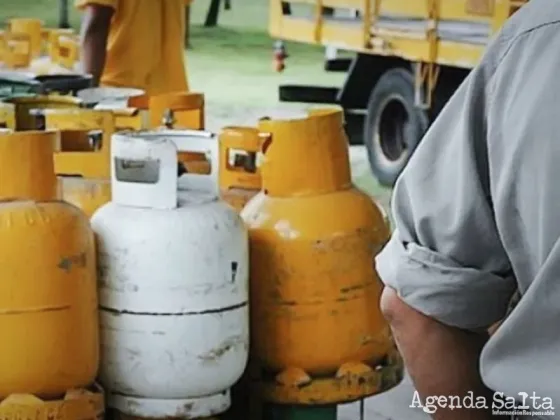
[376,58,517,330]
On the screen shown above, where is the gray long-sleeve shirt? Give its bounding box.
[376,0,560,417]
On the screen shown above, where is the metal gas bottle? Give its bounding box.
[126,92,204,133]
[8,18,43,58]
[148,92,205,130]
[0,130,99,399]
[241,108,402,409]
[33,108,115,217]
[0,102,15,129]
[79,87,148,131]
[49,34,80,72]
[0,129,58,200]
[59,177,111,218]
[1,32,32,68]
[219,127,262,212]
[92,130,249,419]
[45,28,74,59]
[81,89,150,133]
[146,92,208,174]
[39,108,114,178]
[4,94,81,130]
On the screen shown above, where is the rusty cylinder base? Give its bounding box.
[0,383,105,420]
[252,348,404,406]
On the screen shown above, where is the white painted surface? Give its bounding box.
[92,133,249,418]
[325,45,339,60]
[77,87,144,107]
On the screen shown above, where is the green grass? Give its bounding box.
[187,26,345,108]
[0,0,391,203]
[0,0,82,27]
[1,0,345,108]
[187,0,346,108]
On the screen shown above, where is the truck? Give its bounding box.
[269,0,527,186]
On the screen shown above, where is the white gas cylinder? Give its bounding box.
[91,130,249,419]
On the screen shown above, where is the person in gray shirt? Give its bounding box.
[376,0,560,419]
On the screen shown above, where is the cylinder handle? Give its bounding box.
[219,127,265,191]
[111,130,219,210]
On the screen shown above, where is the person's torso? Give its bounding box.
[102,0,188,95]
[474,0,560,417]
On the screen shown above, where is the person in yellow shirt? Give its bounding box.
[75,0,191,96]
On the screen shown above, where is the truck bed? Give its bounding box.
[268,0,516,68]
[375,15,490,44]
[285,12,491,44]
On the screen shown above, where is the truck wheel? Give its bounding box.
[364,68,428,187]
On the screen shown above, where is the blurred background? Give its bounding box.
[0,0,391,213]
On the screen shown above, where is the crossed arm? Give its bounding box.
[375,58,517,419]
[381,287,495,419]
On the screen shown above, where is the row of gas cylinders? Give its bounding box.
[0,18,79,73]
[0,90,259,217]
[0,97,402,420]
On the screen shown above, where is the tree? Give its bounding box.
[204,0,221,27]
[59,0,70,28]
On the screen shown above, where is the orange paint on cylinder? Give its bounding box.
[0,131,98,399]
[219,126,262,212]
[241,109,395,404]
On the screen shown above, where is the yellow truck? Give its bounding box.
[269,0,527,186]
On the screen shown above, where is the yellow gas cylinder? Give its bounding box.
[40,108,115,216]
[8,18,43,58]
[147,92,208,173]
[59,177,111,219]
[25,29,77,75]
[44,28,74,58]
[0,30,6,62]
[0,102,15,129]
[127,93,150,109]
[2,32,32,69]
[77,87,147,130]
[52,34,80,71]
[0,130,58,200]
[219,126,262,212]
[40,108,113,177]
[112,107,146,131]
[0,130,101,416]
[4,95,81,131]
[241,108,402,416]
[39,104,147,217]
[148,91,204,130]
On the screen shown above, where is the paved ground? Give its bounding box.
[338,372,430,420]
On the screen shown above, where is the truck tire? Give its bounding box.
[364,68,428,187]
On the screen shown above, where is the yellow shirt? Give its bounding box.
[75,0,189,95]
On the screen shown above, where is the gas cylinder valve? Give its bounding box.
[162,108,175,128]
[28,108,46,130]
[273,40,287,72]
